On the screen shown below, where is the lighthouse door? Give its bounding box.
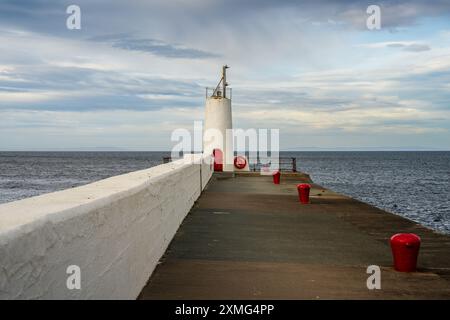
[213,149,223,172]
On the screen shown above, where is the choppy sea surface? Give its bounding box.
[0,151,449,234]
[285,151,450,235]
[0,151,169,204]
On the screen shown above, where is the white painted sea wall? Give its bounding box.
[0,154,213,299]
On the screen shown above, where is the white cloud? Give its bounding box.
[0,107,204,150]
[1,1,450,150]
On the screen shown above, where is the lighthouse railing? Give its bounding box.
[205,87,232,99]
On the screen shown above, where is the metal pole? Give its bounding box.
[222,65,229,99]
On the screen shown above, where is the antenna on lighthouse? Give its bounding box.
[222,65,229,98]
[210,65,230,99]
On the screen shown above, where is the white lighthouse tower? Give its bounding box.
[203,65,234,172]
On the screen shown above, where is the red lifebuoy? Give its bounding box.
[234,156,247,169]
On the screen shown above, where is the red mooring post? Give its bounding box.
[272,171,281,184]
[213,149,223,172]
[390,233,421,272]
[297,184,311,204]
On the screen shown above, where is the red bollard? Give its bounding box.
[390,233,421,272]
[297,184,311,204]
[272,171,281,184]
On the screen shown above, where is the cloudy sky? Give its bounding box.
[0,0,449,151]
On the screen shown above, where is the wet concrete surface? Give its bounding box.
[139,172,450,299]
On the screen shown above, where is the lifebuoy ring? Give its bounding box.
[234,156,247,169]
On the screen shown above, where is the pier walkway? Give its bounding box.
[139,172,450,299]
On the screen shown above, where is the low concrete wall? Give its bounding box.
[0,155,213,299]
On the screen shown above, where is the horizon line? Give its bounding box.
[1,149,450,152]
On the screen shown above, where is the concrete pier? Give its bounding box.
[139,172,450,299]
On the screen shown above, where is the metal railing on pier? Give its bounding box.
[163,156,298,172]
[248,157,297,172]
